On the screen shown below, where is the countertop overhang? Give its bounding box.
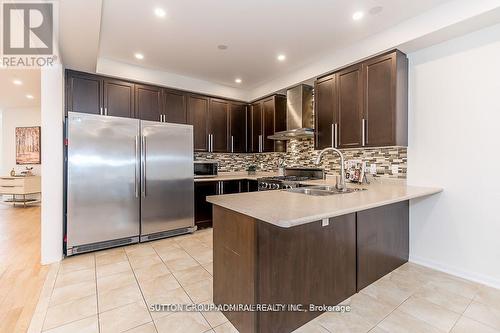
[206,178,442,228]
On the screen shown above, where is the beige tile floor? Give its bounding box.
[30,228,500,333]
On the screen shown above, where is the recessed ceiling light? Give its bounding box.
[217,44,228,50]
[235,78,242,84]
[26,94,34,99]
[277,54,286,62]
[13,79,23,85]
[352,11,364,21]
[154,8,166,18]
[134,53,144,60]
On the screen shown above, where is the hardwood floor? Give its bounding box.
[0,204,47,333]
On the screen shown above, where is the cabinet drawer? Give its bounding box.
[0,186,25,194]
[0,178,25,186]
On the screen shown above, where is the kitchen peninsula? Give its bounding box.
[207,178,442,333]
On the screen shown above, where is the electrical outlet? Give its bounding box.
[370,164,377,174]
[391,165,399,175]
[322,218,329,227]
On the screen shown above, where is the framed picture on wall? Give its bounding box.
[16,126,41,165]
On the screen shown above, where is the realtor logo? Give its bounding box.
[3,2,53,55]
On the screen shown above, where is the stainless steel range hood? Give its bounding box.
[268,84,314,140]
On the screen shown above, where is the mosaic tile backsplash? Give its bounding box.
[195,138,407,178]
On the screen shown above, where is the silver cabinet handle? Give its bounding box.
[361,118,366,147]
[211,134,214,152]
[104,107,108,116]
[141,136,147,197]
[331,124,334,148]
[207,134,210,152]
[159,114,162,122]
[259,135,262,152]
[231,135,234,153]
[100,107,103,115]
[334,123,338,148]
[134,136,139,198]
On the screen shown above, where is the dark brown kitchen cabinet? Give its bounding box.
[135,84,162,121]
[314,50,408,149]
[163,89,187,124]
[337,64,363,148]
[222,180,242,194]
[194,181,218,228]
[103,79,135,118]
[229,102,247,153]
[314,74,336,150]
[357,201,409,291]
[362,51,408,147]
[187,95,209,152]
[248,95,286,153]
[208,99,229,153]
[249,102,263,153]
[66,71,103,115]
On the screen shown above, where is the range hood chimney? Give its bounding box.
[268,84,314,140]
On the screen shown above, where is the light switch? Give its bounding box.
[391,165,399,175]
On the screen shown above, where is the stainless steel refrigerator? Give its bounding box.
[66,112,195,256]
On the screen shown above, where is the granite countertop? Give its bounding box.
[194,172,278,182]
[207,177,442,228]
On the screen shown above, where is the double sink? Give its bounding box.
[286,185,367,196]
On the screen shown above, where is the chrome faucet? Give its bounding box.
[315,147,346,191]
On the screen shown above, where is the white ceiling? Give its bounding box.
[0,69,41,109]
[97,0,452,89]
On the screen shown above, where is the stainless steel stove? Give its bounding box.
[257,168,324,191]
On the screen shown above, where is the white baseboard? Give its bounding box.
[409,255,500,290]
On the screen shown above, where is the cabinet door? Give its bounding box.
[229,103,247,153]
[66,71,103,115]
[194,181,218,228]
[249,102,262,153]
[103,79,134,118]
[135,84,161,121]
[363,53,396,147]
[357,201,409,291]
[273,95,287,153]
[222,180,241,194]
[337,64,363,148]
[314,74,336,149]
[187,95,209,152]
[209,99,229,153]
[163,89,187,124]
[262,97,276,152]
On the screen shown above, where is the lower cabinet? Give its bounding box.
[194,179,259,228]
[356,200,409,291]
[194,182,217,228]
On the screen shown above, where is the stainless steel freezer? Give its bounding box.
[140,121,195,241]
[66,112,195,256]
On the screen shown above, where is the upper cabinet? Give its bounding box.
[248,95,286,153]
[314,50,408,149]
[135,84,162,121]
[66,70,134,118]
[187,94,210,152]
[362,51,408,147]
[163,89,187,124]
[337,64,363,148]
[66,71,103,115]
[229,102,247,153]
[314,74,336,150]
[103,79,135,118]
[208,99,229,153]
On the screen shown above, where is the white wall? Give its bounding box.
[408,23,500,288]
[40,65,64,264]
[0,107,41,176]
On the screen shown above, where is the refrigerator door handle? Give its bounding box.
[141,136,147,197]
[134,135,140,198]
